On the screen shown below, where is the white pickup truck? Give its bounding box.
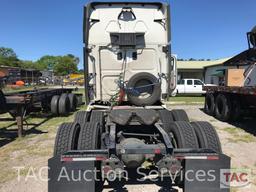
[175,79,206,95]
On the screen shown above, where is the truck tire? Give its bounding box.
[127,72,161,106]
[68,93,78,111]
[171,109,189,122]
[164,122,199,149]
[78,122,101,150]
[51,95,60,116]
[230,98,242,121]
[58,94,71,116]
[158,109,174,124]
[191,121,222,153]
[75,111,90,124]
[215,94,231,121]
[204,93,215,115]
[78,122,103,191]
[90,110,105,125]
[54,122,81,156]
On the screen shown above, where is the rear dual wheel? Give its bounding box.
[53,121,101,155]
[204,93,215,115]
[75,111,90,124]
[164,121,199,149]
[78,122,103,191]
[171,109,189,122]
[191,121,222,153]
[159,109,189,125]
[68,93,78,111]
[51,93,77,116]
[215,94,231,121]
[53,121,103,191]
[163,121,222,153]
[214,94,242,122]
[53,122,81,156]
[77,122,101,150]
[75,110,104,125]
[51,95,60,116]
[58,94,71,116]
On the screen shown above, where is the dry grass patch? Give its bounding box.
[223,127,256,143]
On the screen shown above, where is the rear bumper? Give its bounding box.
[48,149,230,192]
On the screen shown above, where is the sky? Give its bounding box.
[0,0,255,69]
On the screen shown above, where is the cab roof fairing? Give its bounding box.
[83,0,171,43]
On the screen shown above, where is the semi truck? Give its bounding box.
[204,26,256,122]
[48,1,230,191]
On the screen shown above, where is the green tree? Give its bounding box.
[21,60,37,69]
[0,48,80,74]
[36,55,61,70]
[0,47,21,67]
[0,47,17,58]
[53,55,78,76]
[0,56,21,67]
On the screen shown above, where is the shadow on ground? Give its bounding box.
[0,115,50,148]
[230,118,256,136]
[200,108,256,136]
[105,180,178,192]
[104,169,179,192]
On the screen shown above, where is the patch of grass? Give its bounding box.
[224,127,256,143]
[223,127,237,134]
[168,96,205,104]
[73,88,85,95]
[26,144,52,157]
[0,168,17,184]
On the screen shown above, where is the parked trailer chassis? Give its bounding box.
[204,85,256,121]
[48,105,230,192]
[0,88,81,137]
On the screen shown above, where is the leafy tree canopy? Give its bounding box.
[0,47,80,76]
[53,55,78,76]
[0,47,21,67]
[0,47,17,58]
[36,55,61,71]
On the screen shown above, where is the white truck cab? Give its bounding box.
[83,0,177,106]
[176,79,206,95]
[48,2,231,192]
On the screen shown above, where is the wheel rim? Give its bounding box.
[134,79,154,99]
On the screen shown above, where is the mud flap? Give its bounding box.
[48,156,96,192]
[184,154,230,192]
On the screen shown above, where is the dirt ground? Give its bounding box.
[0,104,256,192]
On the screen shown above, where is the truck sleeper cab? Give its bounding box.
[83,0,176,106]
[48,1,230,192]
